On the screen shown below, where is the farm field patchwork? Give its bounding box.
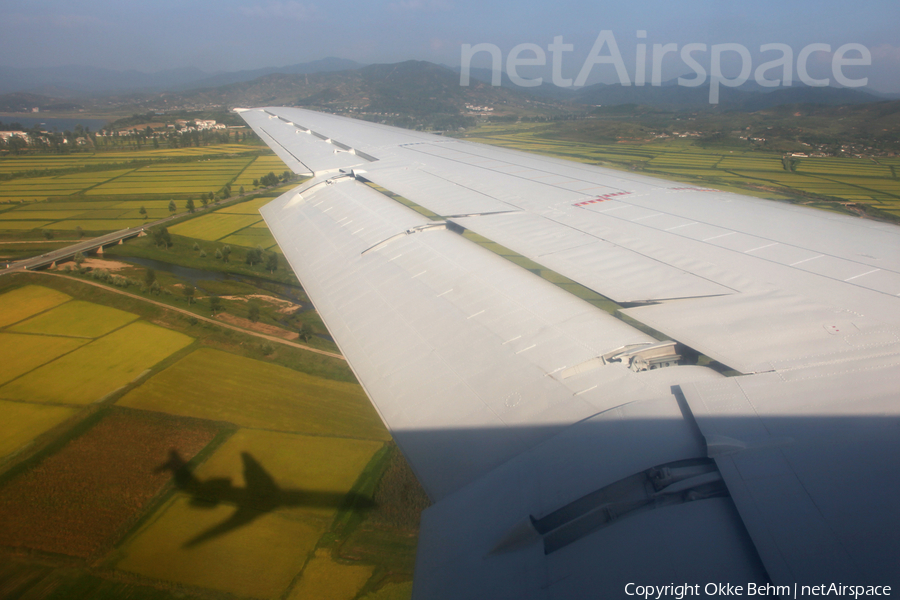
[0,408,219,557]
[463,126,900,214]
[0,275,423,599]
[117,347,388,440]
[0,320,193,405]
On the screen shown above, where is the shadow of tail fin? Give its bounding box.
[156,449,200,490]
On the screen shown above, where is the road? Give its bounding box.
[29,271,346,361]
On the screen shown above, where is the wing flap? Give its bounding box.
[681,360,900,585]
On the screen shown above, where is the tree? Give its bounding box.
[149,280,160,295]
[73,251,85,268]
[139,205,148,219]
[248,302,260,322]
[221,245,231,263]
[297,322,313,342]
[192,242,200,251]
[75,226,84,239]
[245,246,262,266]
[168,200,176,214]
[144,268,156,288]
[42,229,54,240]
[266,252,278,274]
[253,178,259,188]
[209,295,222,315]
[182,285,195,305]
[200,196,209,208]
[186,197,195,213]
[215,248,223,260]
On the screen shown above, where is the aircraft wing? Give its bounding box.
[238,107,900,597]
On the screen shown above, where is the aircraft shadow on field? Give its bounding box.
[156,449,376,548]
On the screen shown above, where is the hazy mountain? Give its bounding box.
[0,92,82,112]
[0,65,208,95]
[175,58,364,91]
[0,58,363,96]
[154,60,565,119]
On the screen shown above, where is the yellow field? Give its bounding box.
[44,218,146,231]
[0,210,85,220]
[0,399,77,461]
[0,333,88,385]
[215,196,274,215]
[10,300,138,338]
[195,429,382,521]
[168,213,262,241]
[115,492,320,598]
[219,228,278,249]
[0,285,71,327]
[0,220,54,230]
[288,549,375,600]
[232,155,291,188]
[117,348,388,440]
[0,321,193,405]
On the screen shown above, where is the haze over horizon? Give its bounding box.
[1,0,899,93]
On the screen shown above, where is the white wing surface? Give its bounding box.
[238,107,900,597]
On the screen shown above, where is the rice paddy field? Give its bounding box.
[0,280,425,600]
[462,124,900,219]
[0,145,290,238]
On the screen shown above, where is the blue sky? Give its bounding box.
[2,0,899,92]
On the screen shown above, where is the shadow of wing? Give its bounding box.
[182,505,262,548]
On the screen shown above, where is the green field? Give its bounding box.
[117,348,388,440]
[0,320,193,405]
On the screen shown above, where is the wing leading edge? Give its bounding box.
[239,106,900,597]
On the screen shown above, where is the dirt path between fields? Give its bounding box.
[31,271,345,361]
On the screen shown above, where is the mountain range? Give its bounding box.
[1,59,898,118]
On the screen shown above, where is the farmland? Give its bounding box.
[459,122,900,220]
[0,144,288,240]
[10,299,138,337]
[0,408,219,558]
[0,275,426,600]
[118,347,388,440]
